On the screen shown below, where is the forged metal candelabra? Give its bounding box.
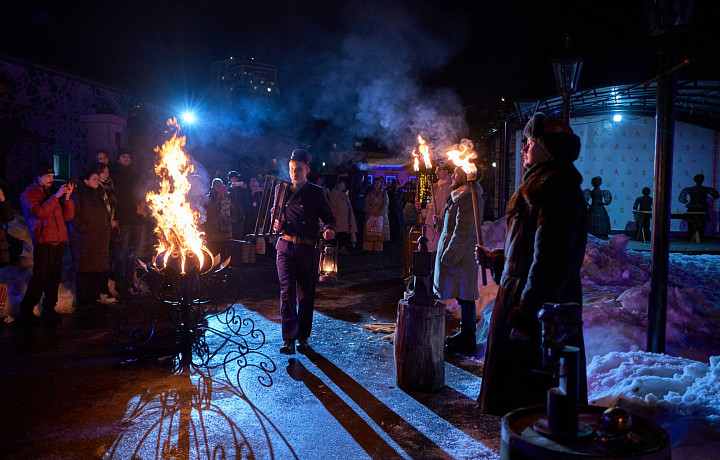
[110,254,275,381]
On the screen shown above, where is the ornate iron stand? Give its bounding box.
[110,256,275,384]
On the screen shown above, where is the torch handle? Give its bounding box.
[470,182,488,286]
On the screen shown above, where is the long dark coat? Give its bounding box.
[70,182,111,273]
[478,161,588,416]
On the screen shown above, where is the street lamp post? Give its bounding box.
[551,57,583,123]
[644,0,695,354]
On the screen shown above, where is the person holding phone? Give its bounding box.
[18,160,75,324]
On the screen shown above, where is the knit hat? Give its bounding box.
[35,160,55,177]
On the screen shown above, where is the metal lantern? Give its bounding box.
[318,240,338,283]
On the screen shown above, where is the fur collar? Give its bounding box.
[506,161,582,214]
[450,182,483,202]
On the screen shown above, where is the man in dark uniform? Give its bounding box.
[273,149,336,354]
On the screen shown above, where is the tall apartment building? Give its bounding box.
[210,57,279,107]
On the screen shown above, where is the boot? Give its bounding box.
[445,299,477,353]
[445,331,476,353]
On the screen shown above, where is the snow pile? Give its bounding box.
[588,350,720,460]
[581,235,720,362]
[1,215,75,319]
[481,216,506,250]
[581,234,649,285]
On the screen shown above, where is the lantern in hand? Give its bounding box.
[318,240,338,283]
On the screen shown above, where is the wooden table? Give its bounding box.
[633,210,708,243]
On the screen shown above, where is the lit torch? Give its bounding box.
[446,139,487,285]
[411,146,420,204]
[146,118,217,275]
[417,135,438,217]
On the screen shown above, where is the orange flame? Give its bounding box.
[417,135,432,169]
[146,118,207,274]
[411,135,432,172]
[445,139,478,180]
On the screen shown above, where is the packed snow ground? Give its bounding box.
[3,215,720,458]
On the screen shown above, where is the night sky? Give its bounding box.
[2,1,719,147]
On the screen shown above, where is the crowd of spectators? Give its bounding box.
[0,149,436,324]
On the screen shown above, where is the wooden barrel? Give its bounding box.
[394,298,445,392]
[501,405,671,460]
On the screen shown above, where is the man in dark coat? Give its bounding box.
[273,149,336,354]
[111,152,146,296]
[19,161,75,323]
[70,167,111,311]
[477,113,588,416]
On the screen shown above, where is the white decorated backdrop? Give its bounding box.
[572,114,719,234]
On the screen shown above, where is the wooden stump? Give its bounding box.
[394,298,445,392]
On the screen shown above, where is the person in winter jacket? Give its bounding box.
[0,185,15,267]
[70,167,111,311]
[363,177,390,253]
[18,161,75,324]
[476,112,588,416]
[433,166,483,353]
[425,165,453,252]
[204,178,233,260]
[329,180,357,253]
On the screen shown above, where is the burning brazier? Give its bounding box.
[110,119,273,375]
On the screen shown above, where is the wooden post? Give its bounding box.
[394,298,445,392]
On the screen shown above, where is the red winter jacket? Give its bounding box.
[21,182,75,244]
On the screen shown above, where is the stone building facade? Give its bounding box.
[0,55,164,207]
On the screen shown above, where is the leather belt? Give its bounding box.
[280,234,316,246]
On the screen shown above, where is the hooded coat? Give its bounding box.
[478,161,588,416]
[433,182,483,301]
[70,182,111,272]
[330,188,358,234]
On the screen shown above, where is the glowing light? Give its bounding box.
[146,118,209,274]
[613,114,623,122]
[445,139,478,180]
[181,111,196,124]
[411,135,432,172]
[492,162,497,168]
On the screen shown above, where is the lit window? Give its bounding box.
[613,114,623,122]
[355,141,362,147]
[253,86,257,90]
[267,88,272,92]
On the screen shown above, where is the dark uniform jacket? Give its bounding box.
[479,161,588,416]
[70,182,111,272]
[279,183,336,240]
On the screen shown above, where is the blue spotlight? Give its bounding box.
[181,111,197,124]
